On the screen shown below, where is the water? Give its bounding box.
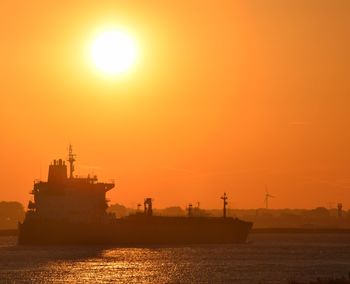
[0,234,349,283]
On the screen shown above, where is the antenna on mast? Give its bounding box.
[67,144,76,179]
[264,185,275,209]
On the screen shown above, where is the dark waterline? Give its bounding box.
[0,233,349,283]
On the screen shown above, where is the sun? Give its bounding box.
[91,30,137,75]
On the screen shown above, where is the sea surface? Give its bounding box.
[0,233,349,283]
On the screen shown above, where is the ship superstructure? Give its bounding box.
[27,146,114,223]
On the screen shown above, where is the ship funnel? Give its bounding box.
[144,198,153,217]
[48,159,68,183]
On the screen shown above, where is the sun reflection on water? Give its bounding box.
[1,236,350,283]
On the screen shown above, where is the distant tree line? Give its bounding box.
[0,201,25,229]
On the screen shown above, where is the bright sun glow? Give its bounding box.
[91,30,137,75]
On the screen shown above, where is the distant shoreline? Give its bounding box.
[2,228,350,237]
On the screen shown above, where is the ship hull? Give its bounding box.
[18,217,252,245]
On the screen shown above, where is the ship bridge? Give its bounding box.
[28,146,115,223]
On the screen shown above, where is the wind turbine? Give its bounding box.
[264,185,275,209]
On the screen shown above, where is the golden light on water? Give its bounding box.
[91,30,138,75]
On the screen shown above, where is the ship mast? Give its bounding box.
[221,192,228,218]
[67,144,76,179]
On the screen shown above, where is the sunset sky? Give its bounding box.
[0,1,349,209]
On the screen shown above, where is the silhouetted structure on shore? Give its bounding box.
[264,185,275,209]
[338,203,343,218]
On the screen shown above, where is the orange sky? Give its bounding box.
[0,1,349,209]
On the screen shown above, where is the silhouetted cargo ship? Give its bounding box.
[18,146,253,245]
